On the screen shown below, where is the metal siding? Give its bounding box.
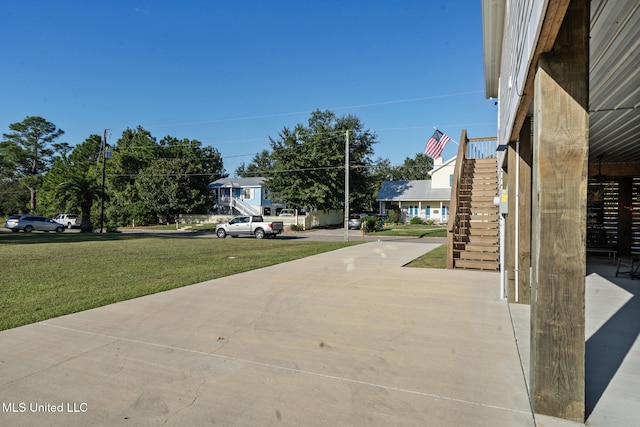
[589,0,640,163]
[498,0,546,147]
[490,0,640,163]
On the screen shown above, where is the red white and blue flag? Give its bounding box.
[424,129,451,159]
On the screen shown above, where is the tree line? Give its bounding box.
[1,111,434,230]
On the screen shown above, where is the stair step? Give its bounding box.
[462,245,499,253]
[457,210,499,217]
[469,229,498,237]
[469,215,499,222]
[469,189,498,196]
[468,236,499,244]
[454,259,500,271]
[455,251,500,261]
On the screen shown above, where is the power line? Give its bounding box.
[115,90,485,131]
[106,165,347,178]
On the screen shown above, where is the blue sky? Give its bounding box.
[1,1,496,176]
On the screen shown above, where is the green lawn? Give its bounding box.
[0,232,359,331]
[404,243,447,268]
[371,224,447,238]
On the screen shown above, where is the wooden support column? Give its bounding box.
[530,0,588,422]
[505,117,533,304]
[505,146,516,302]
[517,117,532,304]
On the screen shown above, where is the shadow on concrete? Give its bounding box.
[584,264,640,419]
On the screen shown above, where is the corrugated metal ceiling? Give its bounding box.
[588,0,639,163]
[482,0,640,165]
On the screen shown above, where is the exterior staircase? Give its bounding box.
[450,156,500,271]
[230,197,261,216]
[447,129,500,271]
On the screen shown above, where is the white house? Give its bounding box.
[376,157,454,223]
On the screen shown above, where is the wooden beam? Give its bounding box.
[588,162,640,178]
[530,0,588,421]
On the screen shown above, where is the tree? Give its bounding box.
[57,172,103,232]
[395,153,434,180]
[106,127,158,226]
[135,158,214,222]
[39,134,102,217]
[105,131,225,226]
[235,150,273,177]
[1,116,64,212]
[265,110,377,211]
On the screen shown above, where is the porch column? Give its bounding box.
[530,0,588,421]
[504,150,516,302]
[517,117,533,304]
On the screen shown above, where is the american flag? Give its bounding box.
[424,129,451,159]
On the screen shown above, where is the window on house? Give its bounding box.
[243,188,254,200]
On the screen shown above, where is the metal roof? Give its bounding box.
[208,177,265,188]
[589,0,640,163]
[376,180,451,202]
[483,0,640,163]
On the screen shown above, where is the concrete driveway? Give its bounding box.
[1,241,534,426]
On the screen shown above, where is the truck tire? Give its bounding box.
[254,228,265,239]
[216,228,227,238]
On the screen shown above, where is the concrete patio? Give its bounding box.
[0,242,637,426]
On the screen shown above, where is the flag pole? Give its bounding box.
[432,127,459,146]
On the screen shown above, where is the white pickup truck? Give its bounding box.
[215,215,284,239]
[54,214,79,229]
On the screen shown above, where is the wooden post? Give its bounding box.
[517,117,532,304]
[530,0,588,421]
[505,145,516,302]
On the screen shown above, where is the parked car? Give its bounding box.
[278,209,295,217]
[348,213,368,230]
[4,214,66,233]
[216,215,284,239]
[54,213,79,229]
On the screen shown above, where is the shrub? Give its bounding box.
[363,216,383,232]
[289,224,304,232]
[410,216,424,225]
[386,207,401,224]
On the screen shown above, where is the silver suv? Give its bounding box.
[4,215,66,233]
[348,213,368,230]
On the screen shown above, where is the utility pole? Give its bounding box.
[100,129,107,233]
[344,130,349,242]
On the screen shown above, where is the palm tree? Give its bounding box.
[58,173,104,232]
